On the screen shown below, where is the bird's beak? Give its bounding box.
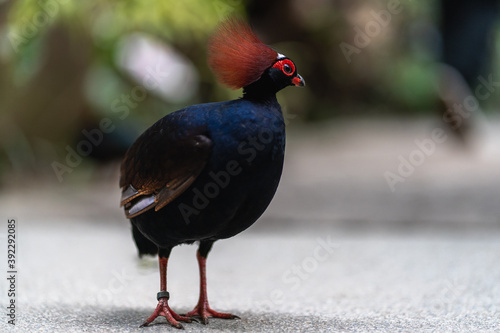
[292,74,305,87]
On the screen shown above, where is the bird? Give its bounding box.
[119,17,305,329]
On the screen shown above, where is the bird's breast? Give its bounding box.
[210,105,285,166]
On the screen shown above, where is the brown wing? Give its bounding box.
[120,122,212,219]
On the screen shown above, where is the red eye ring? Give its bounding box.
[272,59,295,76]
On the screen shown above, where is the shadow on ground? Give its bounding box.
[15,305,337,332]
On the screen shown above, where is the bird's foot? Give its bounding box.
[183,302,240,325]
[140,297,193,329]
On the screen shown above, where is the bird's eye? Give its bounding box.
[272,59,295,76]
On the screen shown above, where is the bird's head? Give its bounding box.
[208,18,305,98]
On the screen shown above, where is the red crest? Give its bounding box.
[208,18,278,89]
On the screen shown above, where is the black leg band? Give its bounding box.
[157,291,170,300]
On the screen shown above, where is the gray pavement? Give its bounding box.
[1,118,500,332]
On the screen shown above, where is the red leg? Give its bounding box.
[183,249,239,324]
[140,256,192,329]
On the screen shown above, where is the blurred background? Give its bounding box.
[0,0,500,235]
[1,0,500,331]
[0,0,498,181]
[1,0,500,227]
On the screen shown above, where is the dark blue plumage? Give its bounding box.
[119,18,304,328]
[130,96,285,249]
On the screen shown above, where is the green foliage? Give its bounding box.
[1,0,498,181]
[386,58,437,112]
[7,0,245,47]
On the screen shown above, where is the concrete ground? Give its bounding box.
[1,118,500,332]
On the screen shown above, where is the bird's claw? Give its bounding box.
[140,321,185,329]
[140,298,191,329]
[182,305,240,325]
